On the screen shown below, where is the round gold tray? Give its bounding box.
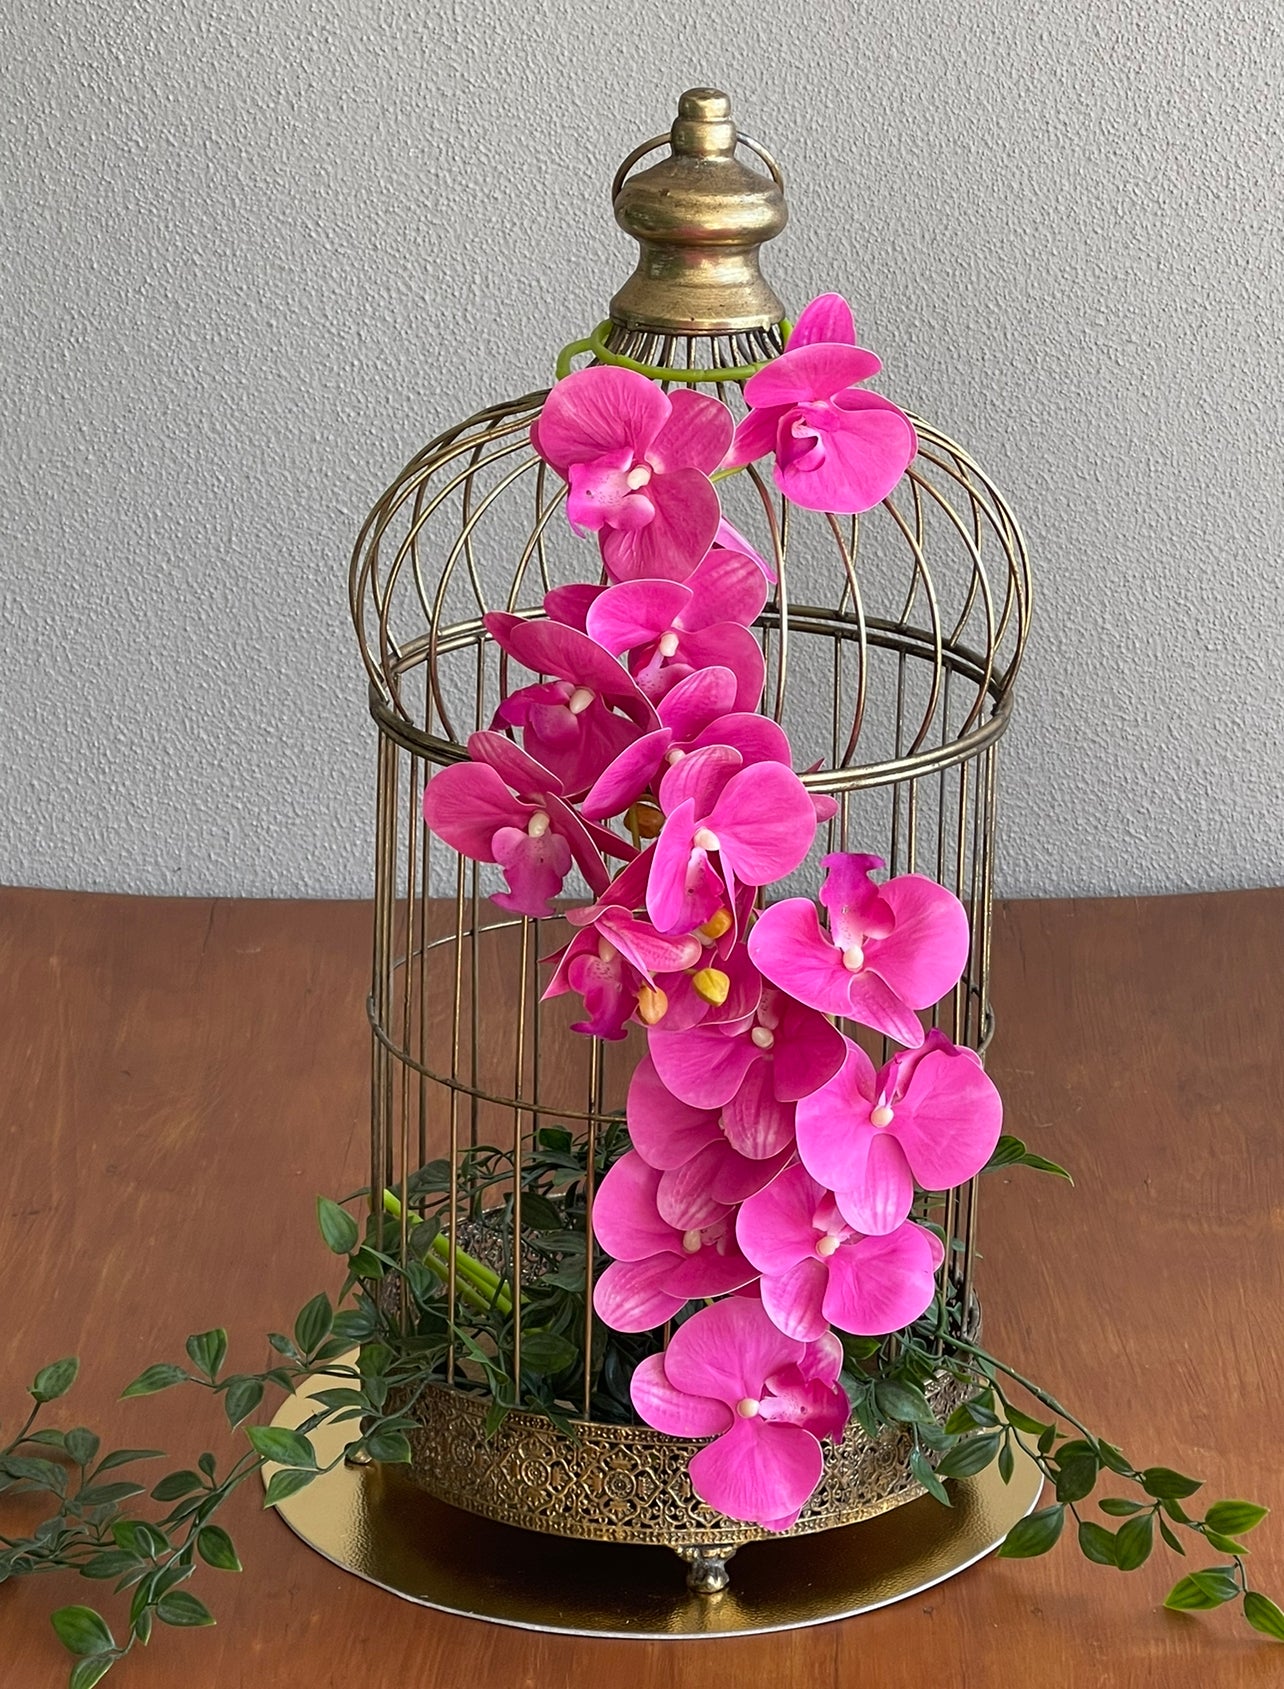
[265,1365,1043,1637]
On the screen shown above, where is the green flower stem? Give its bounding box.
[380,1191,513,1317]
[553,319,790,384]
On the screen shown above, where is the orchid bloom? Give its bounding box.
[423,734,631,918]
[486,611,656,798]
[585,545,767,712]
[543,903,703,1041]
[648,983,846,1160]
[630,1297,849,1530]
[795,1030,1003,1234]
[736,1164,944,1341]
[748,852,971,1048]
[626,1053,793,1224]
[581,664,791,823]
[647,744,817,938]
[532,366,733,582]
[591,1151,757,1331]
[725,293,917,515]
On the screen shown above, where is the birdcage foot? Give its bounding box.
[676,1543,738,1593]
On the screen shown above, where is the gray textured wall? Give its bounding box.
[4,0,1281,901]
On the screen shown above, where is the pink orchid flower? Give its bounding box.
[585,545,767,712]
[532,366,733,582]
[423,733,632,918]
[626,1053,793,1225]
[543,897,703,1041]
[485,611,657,798]
[648,983,846,1159]
[737,1164,944,1341]
[647,744,817,938]
[630,1296,849,1531]
[591,1151,757,1331]
[582,665,790,822]
[725,293,917,515]
[795,1030,1002,1235]
[748,852,971,1048]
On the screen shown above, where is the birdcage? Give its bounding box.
[348,89,1030,1593]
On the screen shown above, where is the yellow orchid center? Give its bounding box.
[692,966,731,1006]
[636,984,669,1025]
[698,907,733,942]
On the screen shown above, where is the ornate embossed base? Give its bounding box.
[264,1365,1043,1636]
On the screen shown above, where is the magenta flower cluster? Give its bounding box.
[422,299,1001,1532]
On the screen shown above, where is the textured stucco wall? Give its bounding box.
[4,0,1281,900]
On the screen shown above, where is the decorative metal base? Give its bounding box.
[264,1369,1042,1637]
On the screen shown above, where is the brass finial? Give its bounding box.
[609,89,788,336]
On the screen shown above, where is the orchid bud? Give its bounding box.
[636,984,669,1026]
[692,967,731,1007]
[625,801,664,839]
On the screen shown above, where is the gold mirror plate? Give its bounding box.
[265,1367,1042,1637]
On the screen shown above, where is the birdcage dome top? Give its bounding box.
[350,91,1030,797]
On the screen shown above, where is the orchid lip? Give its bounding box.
[567,686,595,715]
[842,943,866,972]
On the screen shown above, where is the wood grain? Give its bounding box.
[1,886,1281,1688]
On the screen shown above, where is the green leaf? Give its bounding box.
[1205,1500,1269,1537]
[936,1432,1002,1479]
[65,1429,101,1467]
[1096,1439,1134,1477]
[1204,1530,1249,1555]
[69,1659,116,1689]
[998,1439,1015,1485]
[1114,1512,1155,1571]
[150,1469,203,1502]
[1017,1152,1073,1181]
[1243,1590,1284,1641]
[121,1364,188,1399]
[262,1467,318,1507]
[518,1192,564,1231]
[2,1454,68,1489]
[32,1357,80,1403]
[1099,1497,1145,1517]
[999,1504,1065,1559]
[1037,1423,1057,1455]
[223,1376,265,1429]
[317,1196,360,1254]
[1140,1467,1202,1501]
[331,1307,377,1344]
[310,1388,369,1412]
[518,1329,577,1375]
[910,1447,951,1507]
[246,1426,317,1468]
[51,1606,115,1657]
[873,1379,937,1426]
[93,1448,164,1475]
[111,1520,167,1559]
[1186,1567,1239,1604]
[155,1590,215,1628]
[1003,1406,1050,1437]
[184,1329,227,1381]
[1165,1574,1225,1612]
[78,1551,138,1581]
[76,1481,146,1508]
[294,1293,333,1357]
[1055,1455,1099,1504]
[984,1135,1026,1168]
[363,1429,412,1464]
[132,1608,153,1646]
[197,1451,218,1478]
[1158,1517,1186,1555]
[196,1526,242,1572]
[1077,1521,1117,1566]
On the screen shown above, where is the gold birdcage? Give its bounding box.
[348,88,1030,1590]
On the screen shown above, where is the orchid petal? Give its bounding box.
[656,667,739,740]
[587,579,692,656]
[591,1152,677,1261]
[628,1054,721,1171]
[542,582,603,630]
[788,293,857,348]
[882,1043,1003,1190]
[682,545,770,630]
[744,343,884,407]
[662,1296,804,1407]
[630,1353,732,1437]
[688,711,791,767]
[736,1163,822,1278]
[669,624,766,714]
[872,874,972,1009]
[490,825,573,917]
[769,997,849,1101]
[465,730,564,799]
[822,1224,941,1336]
[773,395,916,515]
[715,517,776,584]
[721,1057,796,1159]
[534,365,668,471]
[820,852,895,947]
[602,467,721,584]
[648,387,735,476]
[708,762,818,887]
[647,800,725,936]
[832,1130,915,1236]
[748,898,855,1017]
[723,405,784,471]
[659,742,741,819]
[422,762,527,860]
[688,1417,823,1529]
[649,1021,762,1109]
[593,1255,688,1331]
[581,729,672,819]
[759,1361,850,1441]
[758,1258,833,1343]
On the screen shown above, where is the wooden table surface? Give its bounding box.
[1,885,1281,1687]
